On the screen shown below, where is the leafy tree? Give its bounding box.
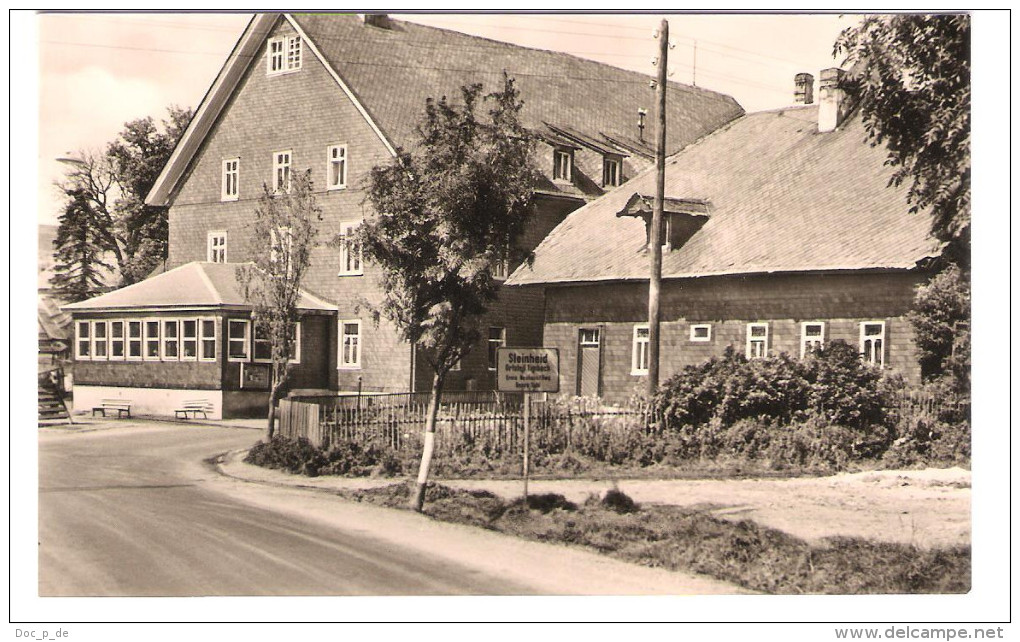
[237,170,321,439]
[49,187,113,302]
[359,74,540,511]
[907,265,970,389]
[54,105,192,293]
[835,15,970,259]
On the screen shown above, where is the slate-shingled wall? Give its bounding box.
[542,271,928,402]
[166,18,411,392]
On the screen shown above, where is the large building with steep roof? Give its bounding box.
[66,13,743,417]
[507,69,943,400]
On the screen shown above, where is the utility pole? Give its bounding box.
[647,18,668,396]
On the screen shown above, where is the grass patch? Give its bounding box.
[338,482,970,595]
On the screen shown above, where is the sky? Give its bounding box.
[34,11,863,225]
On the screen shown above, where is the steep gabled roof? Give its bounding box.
[507,106,943,286]
[292,14,742,152]
[62,262,337,312]
[147,13,743,206]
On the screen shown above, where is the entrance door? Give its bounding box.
[577,328,601,397]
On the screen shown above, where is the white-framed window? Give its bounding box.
[337,221,363,276]
[254,322,301,363]
[449,357,461,372]
[91,320,108,360]
[126,320,142,360]
[109,320,125,360]
[144,319,161,360]
[487,327,506,371]
[340,320,362,369]
[273,150,292,193]
[162,319,180,360]
[689,323,712,342]
[227,319,250,362]
[207,231,227,263]
[267,35,301,75]
[603,156,621,187]
[800,322,825,358]
[579,328,600,347]
[200,319,217,362]
[76,321,91,359]
[631,324,650,375]
[221,158,239,201]
[491,242,510,281]
[553,149,573,182]
[860,321,886,367]
[327,144,348,190]
[746,322,769,359]
[180,319,198,360]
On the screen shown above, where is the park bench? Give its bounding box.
[175,399,214,420]
[92,399,132,418]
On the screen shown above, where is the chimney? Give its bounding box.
[818,67,849,133]
[794,72,814,104]
[362,13,392,29]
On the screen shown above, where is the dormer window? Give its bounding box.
[267,35,301,75]
[603,156,621,188]
[553,149,573,182]
[616,193,711,251]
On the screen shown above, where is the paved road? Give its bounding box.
[39,423,534,596]
[39,422,740,597]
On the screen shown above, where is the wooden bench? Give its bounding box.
[175,400,214,420]
[92,399,132,418]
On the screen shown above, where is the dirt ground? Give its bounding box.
[220,451,970,550]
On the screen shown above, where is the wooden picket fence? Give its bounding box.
[280,392,653,458]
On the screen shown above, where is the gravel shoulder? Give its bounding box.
[221,452,970,549]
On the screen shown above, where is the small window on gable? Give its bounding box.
[327,144,347,190]
[273,150,291,193]
[603,156,621,188]
[801,322,825,358]
[267,35,301,75]
[553,149,573,182]
[632,324,650,375]
[337,221,363,276]
[207,231,227,264]
[222,159,239,201]
[690,324,712,342]
[746,322,768,359]
[860,321,886,367]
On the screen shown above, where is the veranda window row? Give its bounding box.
[75,318,300,364]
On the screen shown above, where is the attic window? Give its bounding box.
[603,157,621,188]
[553,149,573,182]
[267,36,301,75]
[616,193,710,251]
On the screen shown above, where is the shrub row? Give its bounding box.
[244,436,403,477]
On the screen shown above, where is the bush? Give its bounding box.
[601,489,639,513]
[244,436,404,477]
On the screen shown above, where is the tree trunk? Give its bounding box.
[266,383,280,441]
[410,371,444,512]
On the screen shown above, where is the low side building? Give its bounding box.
[63,262,336,419]
[507,69,944,402]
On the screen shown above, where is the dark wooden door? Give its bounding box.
[577,328,601,397]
